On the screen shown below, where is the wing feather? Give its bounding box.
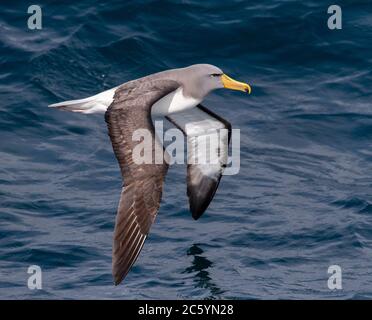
[105,78,179,284]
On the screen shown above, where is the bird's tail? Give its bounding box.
[48,87,117,114]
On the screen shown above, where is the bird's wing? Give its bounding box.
[166,104,231,220]
[105,78,180,285]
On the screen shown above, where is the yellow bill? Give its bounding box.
[221,74,251,94]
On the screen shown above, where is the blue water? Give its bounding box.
[1,0,372,299]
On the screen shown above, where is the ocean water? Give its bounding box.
[1,0,372,299]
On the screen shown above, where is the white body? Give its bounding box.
[152,88,201,116]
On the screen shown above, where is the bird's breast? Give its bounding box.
[151,88,201,116]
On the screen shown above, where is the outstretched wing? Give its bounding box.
[166,104,231,220]
[105,78,179,285]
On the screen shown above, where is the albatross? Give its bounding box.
[49,64,251,285]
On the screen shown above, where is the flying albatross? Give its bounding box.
[49,64,251,285]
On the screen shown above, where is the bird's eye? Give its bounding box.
[210,73,222,77]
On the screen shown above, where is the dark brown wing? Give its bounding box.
[166,104,231,220]
[105,78,179,285]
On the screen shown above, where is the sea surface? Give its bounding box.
[1,0,372,299]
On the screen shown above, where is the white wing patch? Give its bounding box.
[166,105,231,219]
[167,106,229,176]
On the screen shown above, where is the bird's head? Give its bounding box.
[178,64,251,100]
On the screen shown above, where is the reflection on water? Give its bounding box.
[184,244,225,299]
